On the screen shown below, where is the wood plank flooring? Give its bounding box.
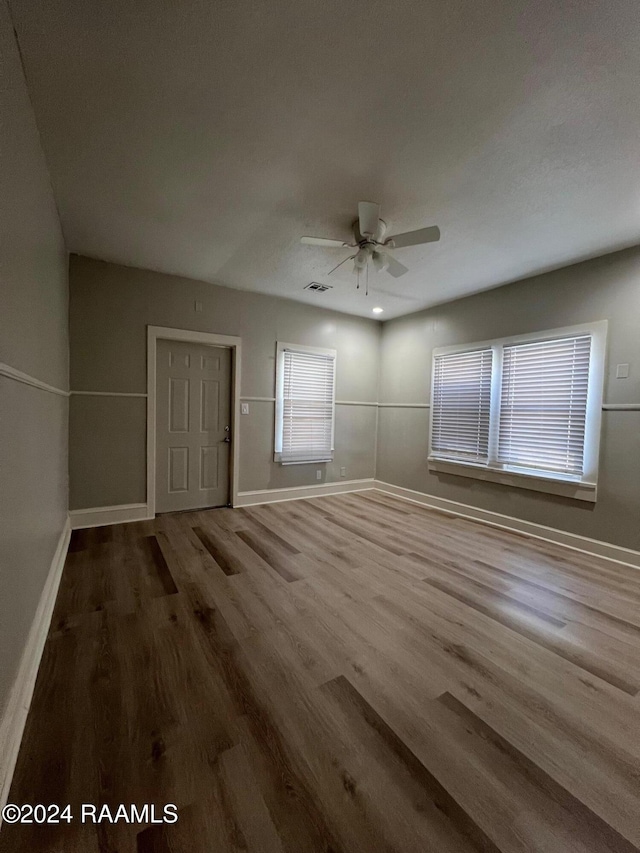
[2,490,639,852]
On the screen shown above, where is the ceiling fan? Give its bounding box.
[300,201,440,294]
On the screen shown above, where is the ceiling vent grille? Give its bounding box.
[304,282,332,293]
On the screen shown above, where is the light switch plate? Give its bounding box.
[241,402,249,415]
[616,363,630,379]
[194,300,203,312]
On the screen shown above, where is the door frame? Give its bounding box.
[147,325,242,517]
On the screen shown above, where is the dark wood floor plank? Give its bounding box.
[348,489,415,517]
[192,525,241,576]
[252,500,356,554]
[4,490,640,852]
[407,553,567,627]
[205,649,353,853]
[142,534,179,597]
[67,527,89,552]
[154,523,259,641]
[235,509,301,555]
[402,546,640,641]
[470,557,640,634]
[235,529,302,582]
[378,504,640,627]
[215,743,286,853]
[49,543,116,621]
[321,675,501,853]
[402,550,640,684]
[421,575,639,695]
[437,692,639,853]
[236,644,439,853]
[367,588,640,838]
[0,620,103,853]
[370,577,640,743]
[314,512,407,557]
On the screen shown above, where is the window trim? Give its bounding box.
[274,341,337,465]
[428,321,607,501]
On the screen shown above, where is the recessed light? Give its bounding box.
[372,306,384,314]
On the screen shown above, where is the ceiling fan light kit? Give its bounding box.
[372,251,389,273]
[300,201,440,296]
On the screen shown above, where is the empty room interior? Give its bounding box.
[2,0,640,850]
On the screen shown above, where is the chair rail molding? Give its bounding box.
[0,362,69,397]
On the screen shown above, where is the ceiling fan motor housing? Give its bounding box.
[353,218,387,246]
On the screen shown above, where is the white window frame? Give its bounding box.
[428,321,607,502]
[274,341,337,465]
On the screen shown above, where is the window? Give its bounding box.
[429,322,607,500]
[432,348,492,463]
[498,336,591,476]
[274,343,336,464]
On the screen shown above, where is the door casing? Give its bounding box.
[147,325,241,517]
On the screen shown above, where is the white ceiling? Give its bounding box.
[10,0,640,319]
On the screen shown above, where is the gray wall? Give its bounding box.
[377,245,640,551]
[70,247,640,553]
[0,0,68,713]
[68,255,381,509]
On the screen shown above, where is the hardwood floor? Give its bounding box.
[2,490,639,852]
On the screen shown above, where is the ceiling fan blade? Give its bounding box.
[387,225,440,249]
[301,236,351,248]
[358,201,381,237]
[385,254,409,278]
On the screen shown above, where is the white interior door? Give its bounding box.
[156,339,232,513]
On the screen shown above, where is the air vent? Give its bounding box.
[304,282,332,293]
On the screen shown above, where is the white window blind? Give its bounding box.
[431,348,492,463]
[498,335,591,476]
[278,348,336,464]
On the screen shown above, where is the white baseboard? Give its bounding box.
[69,503,152,529]
[70,485,377,520]
[235,478,375,507]
[0,517,71,820]
[374,480,640,570]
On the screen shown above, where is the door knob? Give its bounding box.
[223,436,231,443]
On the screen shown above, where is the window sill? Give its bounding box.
[427,457,597,502]
[274,455,333,465]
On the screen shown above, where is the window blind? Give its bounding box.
[498,335,591,475]
[431,348,492,462]
[280,349,335,463]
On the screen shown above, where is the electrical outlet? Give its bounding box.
[241,402,249,415]
[316,470,322,480]
[340,467,346,477]
[616,363,630,379]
